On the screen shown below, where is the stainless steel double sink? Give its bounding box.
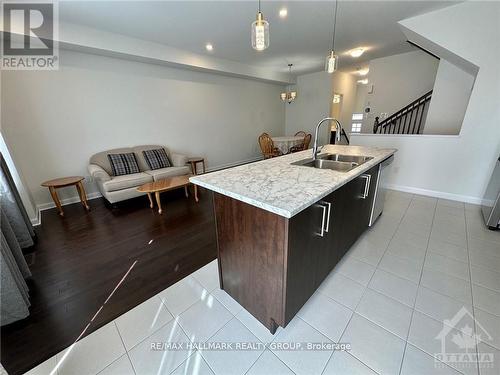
[291,153,373,172]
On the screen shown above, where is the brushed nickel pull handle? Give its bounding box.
[322,200,332,233]
[315,203,327,237]
[361,174,371,199]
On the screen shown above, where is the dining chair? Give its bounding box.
[303,133,312,149]
[258,133,282,159]
[289,133,312,153]
[294,131,306,137]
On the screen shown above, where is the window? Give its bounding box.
[351,113,363,133]
[351,123,362,132]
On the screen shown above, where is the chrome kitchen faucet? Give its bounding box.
[312,117,342,160]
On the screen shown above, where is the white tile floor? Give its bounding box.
[25,191,500,375]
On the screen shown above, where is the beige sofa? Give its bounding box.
[88,145,190,204]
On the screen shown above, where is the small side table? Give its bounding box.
[41,176,90,217]
[187,157,206,175]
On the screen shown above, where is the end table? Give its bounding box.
[41,176,90,216]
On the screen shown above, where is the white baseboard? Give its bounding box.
[386,184,483,205]
[31,156,262,226]
[32,192,102,226]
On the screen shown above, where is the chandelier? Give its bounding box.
[281,64,297,104]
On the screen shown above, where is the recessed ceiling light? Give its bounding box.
[279,8,288,18]
[357,68,369,76]
[357,79,369,84]
[205,43,214,51]
[349,48,365,58]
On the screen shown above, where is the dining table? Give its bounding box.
[271,136,304,154]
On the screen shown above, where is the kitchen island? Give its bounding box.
[190,145,396,333]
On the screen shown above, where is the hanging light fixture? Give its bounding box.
[281,64,297,104]
[325,0,339,73]
[251,0,269,51]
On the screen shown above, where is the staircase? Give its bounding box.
[373,90,433,134]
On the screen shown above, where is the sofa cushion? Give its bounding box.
[133,145,169,172]
[102,172,153,192]
[142,148,171,170]
[90,147,134,175]
[108,153,141,176]
[144,166,190,181]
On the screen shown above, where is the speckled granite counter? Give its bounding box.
[190,145,396,218]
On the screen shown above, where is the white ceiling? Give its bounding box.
[59,1,456,75]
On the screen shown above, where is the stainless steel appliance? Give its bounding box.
[369,155,394,226]
[481,156,500,229]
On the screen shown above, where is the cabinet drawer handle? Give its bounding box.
[315,203,327,237]
[322,201,332,233]
[361,174,371,199]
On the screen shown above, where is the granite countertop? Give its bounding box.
[190,145,397,218]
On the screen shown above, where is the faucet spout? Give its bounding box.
[312,117,342,160]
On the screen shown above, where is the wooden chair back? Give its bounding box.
[294,131,306,137]
[303,133,312,149]
[258,133,276,159]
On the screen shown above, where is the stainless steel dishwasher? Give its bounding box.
[369,155,394,226]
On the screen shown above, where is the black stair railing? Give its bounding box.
[373,90,433,134]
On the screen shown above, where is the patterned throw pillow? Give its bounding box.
[142,148,171,170]
[107,153,140,176]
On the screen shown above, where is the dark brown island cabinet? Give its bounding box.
[213,163,380,334]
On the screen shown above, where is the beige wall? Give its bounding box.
[1,49,285,213]
[285,71,332,145]
[285,70,357,144]
[332,71,357,137]
[423,59,475,135]
[359,50,439,132]
[352,1,500,203]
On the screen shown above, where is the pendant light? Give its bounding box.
[325,0,339,73]
[281,64,297,104]
[251,0,269,51]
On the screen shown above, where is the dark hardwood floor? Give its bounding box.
[1,188,217,375]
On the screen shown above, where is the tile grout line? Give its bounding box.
[400,200,476,375]
[122,296,179,353]
[464,208,482,375]
[122,281,232,369]
[242,332,296,375]
[158,276,212,317]
[320,194,415,375]
[189,300,269,375]
[195,315,237,374]
[112,321,137,375]
[397,196,437,375]
[164,284,237,375]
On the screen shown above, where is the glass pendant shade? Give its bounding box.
[325,51,338,74]
[280,92,287,101]
[251,12,269,51]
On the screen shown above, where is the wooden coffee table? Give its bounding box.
[41,176,90,217]
[137,175,198,214]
